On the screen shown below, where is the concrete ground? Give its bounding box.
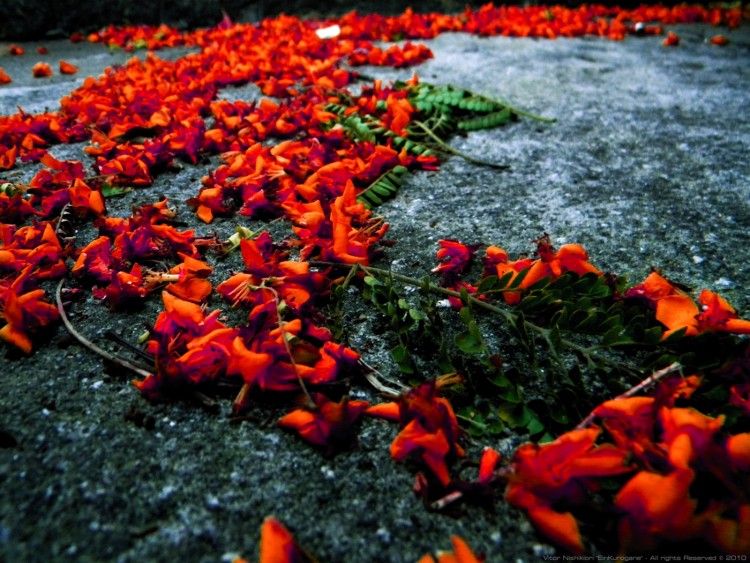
[1,19,749,563]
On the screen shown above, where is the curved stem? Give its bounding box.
[575,362,682,430]
[410,120,509,170]
[55,279,153,379]
[264,284,316,409]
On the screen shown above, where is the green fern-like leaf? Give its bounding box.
[357,165,410,208]
[458,108,514,131]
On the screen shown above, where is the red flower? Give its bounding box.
[59,60,78,75]
[0,68,11,84]
[433,239,477,279]
[0,287,59,354]
[368,378,465,486]
[93,263,148,308]
[259,517,314,563]
[663,32,680,46]
[72,236,114,282]
[505,427,632,554]
[32,62,53,78]
[226,336,279,391]
[520,235,602,290]
[614,468,710,552]
[278,393,370,453]
[709,34,730,46]
[162,254,213,303]
[417,535,482,563]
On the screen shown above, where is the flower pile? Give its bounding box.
[1,4,749,560]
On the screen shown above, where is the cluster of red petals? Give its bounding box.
[71,199,201,307]
[367,377,466,486]
[32,62,52,78]
[82,4,745,52]
[438,237,750,344]
[417,535,483,563]
[627,271,750,338]
[0,220,66,352]
[437,235,603,308]
[135,251,359,408]
[278,393,370,454]
[504,375,750,555]
[231,515,481,563]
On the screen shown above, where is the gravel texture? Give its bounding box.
[1,20,749,563]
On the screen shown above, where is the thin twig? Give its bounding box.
[411,120,510,170]
[358,358,407,396]
[256,283,316,408]
[104,330,154,363]
[55,279,153,379]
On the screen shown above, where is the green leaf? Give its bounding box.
[101,183,133,198]
[476,275,498,294]
[508,267,530,290]
[455,331,485,354]
[643,326,663,345]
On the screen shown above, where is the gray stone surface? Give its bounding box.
[1,22,749,562]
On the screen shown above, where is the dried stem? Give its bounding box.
[55,279,153,380]
[411,120,509,170]
[575,361,683,430]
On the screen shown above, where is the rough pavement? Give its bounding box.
[1,21,749,562]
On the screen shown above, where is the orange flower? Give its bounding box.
[0,68,11,84]
[483,245,534,304]
[226,336,280,391]
[277,393,370,452]
[392,419,454,485]
[259,517,314,563]
[520,235,601,290]
[506,427,632,554]
[369,379,465,486]
[696,289,750,334]
[659,407,724,470]
[478,446,502,485]
[325,180,387,265]
[417,535,482,563]
[626,270,683,302]
[614,469,704,552]
[593,396,657,460]
[59,60,78,75]
[726,433,750,473]
[163,254,213,303]
[32,62,53,78]
[72,236,114,281]
[0,287,59,354]
[663,32,680,46]
[656,289,750,338]
[709,34,730,46]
